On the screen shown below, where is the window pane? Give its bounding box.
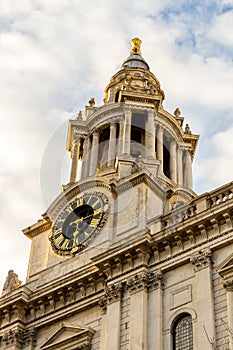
[174,314,193,350]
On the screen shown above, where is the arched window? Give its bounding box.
[173,313,193,350]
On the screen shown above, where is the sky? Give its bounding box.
[1,0,233,292]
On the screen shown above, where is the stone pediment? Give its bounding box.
[39,323,95,350]
[217,253,233,280]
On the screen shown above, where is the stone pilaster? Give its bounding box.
[223,280,233,350]
[157,125,163,172]
[177,145,183,185]
[99,283,122,350]
[169,139,177,183]
[145,109,155,158]
[81,135,91,179]
[126,272,149,350]
[123,108,132,155]
[118,118,124,155]
[147,271,163,350]
[69,136,80,183]
[184,149,193,188]
[89,130,99,176]
[190,248,215,349]
[107,122,117,167]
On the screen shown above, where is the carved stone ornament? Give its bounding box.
[127,271,163,294]
[223,280,233,291]
[1,270,22,296]
[2,327,37,347]
[99,283,123,313]
[2,329,24,346]
[190,248,212,271]
[104,283,123,303]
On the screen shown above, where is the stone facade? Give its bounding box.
[1,38,233,349]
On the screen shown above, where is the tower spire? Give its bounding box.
[130,37,142,55]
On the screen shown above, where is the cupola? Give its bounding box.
[103,37,165,107]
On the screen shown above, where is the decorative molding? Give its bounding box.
[170,285,192,309]
[104,283,123,304]
[23,219,52,238]
[2,327,36,347]
[190,248,212,271]
[127,271,163,294]
[39,324,95,350]
[223,280,233,292]
[99,283,123,313]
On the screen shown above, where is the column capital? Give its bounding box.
[147,107,155,115]
[110,120,116,127]
[92,129,99,137]
[190,248,212,271]
[2,328,24,347]
[157,124,163,132]
[127,271,163,294]
[99,282,123,313]
[124,105,133,113]
[73,131,81,140]
[223,280,233,291]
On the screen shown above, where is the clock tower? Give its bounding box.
[1,38,233,350]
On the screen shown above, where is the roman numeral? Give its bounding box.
[77,197,83,207]
[90,218,100,227]
[60,239,70,250]
[54,234,64,245]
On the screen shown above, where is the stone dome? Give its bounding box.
[121,37,150,70]
[121,54,150,70]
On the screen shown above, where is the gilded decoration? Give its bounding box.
[131,37,142,55]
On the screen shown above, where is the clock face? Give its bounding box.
[50,192,109,256]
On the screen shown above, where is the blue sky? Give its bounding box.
[1,0,233,290]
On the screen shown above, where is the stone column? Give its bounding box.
[190,249,215,349]
[99,283,122,349]
[81,136,91,179]
[107,122,117,167]
[127,272,148,350]
[69,137,80,183]
[147,271,163,350]
[89,130,99,176]
[117,118,124,156]
[123,108,132,155]
[223,281,233,350]
[145,109,155,158]
[169,139,177,183]
[157,125,163,172]
[184,149,193,188]
[177,145,183,186]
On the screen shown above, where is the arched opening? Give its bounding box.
[131,112,146,157]
[163,134,170,178]
[172,313,193,350]
[98,126,110,171]
[115,91,120,102]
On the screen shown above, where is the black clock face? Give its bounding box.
[50,192,108,256]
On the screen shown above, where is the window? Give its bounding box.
[173,313,193,350]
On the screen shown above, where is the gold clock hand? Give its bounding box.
[81,209,102,221]
[69,217,83,227]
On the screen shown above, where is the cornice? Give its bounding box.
[23,219,52,239]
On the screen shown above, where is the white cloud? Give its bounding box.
[208,11,233,46]
[194,127,233,193]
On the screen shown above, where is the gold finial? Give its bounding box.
[130,37,142,55]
